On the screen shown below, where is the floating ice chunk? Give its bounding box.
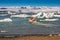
[0,18,12,22]
[40,19,58,21]
[54,15,60,17]
[0,30,7,33]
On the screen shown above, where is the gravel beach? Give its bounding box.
[0,35,60,40]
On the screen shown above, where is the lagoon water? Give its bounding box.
[0,15,60,35]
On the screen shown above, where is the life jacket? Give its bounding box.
[29,17,35,21]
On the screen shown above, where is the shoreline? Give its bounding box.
[0,35,60,40]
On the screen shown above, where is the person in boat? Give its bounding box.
[29,17,35,23]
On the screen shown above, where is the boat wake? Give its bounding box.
[31,21,59,27]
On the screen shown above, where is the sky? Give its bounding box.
[0,0,60,6]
